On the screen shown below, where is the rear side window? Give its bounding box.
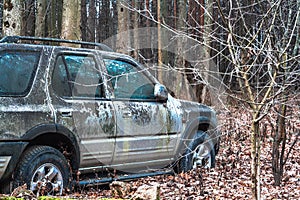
[52,54,103,98]
[0,51,40,96]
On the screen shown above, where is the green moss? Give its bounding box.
[0,197,24,200]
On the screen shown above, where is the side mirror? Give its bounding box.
[154,84,168,101]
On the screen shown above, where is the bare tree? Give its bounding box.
[215,0,300,198]
[270,0,300,186]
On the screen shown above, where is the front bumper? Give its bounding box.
[0,142,28,181]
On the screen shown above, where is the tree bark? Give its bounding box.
[250,116,261,200]
[47,0,63,38]
[201,0,213,105]
[116,0,130,54]
[21,0,35,36]
[87,0,96,42]
[173,0,193,101]
[272,101,287,186]
[144,0,152,60]
[3,0,22,36]
[61,0,81,42]
[132,0,139,60]
[35,0,47,37]
[157,0,163,82]
[272,54,288,186]
[81,0,87,42]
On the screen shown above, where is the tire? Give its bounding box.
[12,145,70,195]
[179,131,216,172]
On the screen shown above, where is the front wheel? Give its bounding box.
[179,131,216,172]
[12,145,70,195]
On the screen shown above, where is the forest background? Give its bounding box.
[0,0,299,199]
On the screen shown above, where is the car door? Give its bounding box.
[103,57,178,172]
[51,52,116,172]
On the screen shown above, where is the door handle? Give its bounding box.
[122,111,132,118]
[60,111,72,118]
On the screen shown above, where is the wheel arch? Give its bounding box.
[21,124,80,173]
[183,116,215,138]
[174,116,218,172]
[176,116,217,156]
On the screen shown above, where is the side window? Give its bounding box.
[104,59,155,99]
[52,54,103,98]
[52,56,71,97]
[0,51,40,96]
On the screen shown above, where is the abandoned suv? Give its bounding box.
[0,36,220,194]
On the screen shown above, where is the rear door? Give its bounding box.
[50,51,116,172]
[103,57,178,172]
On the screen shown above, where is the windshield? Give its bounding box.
[0,50,40,96]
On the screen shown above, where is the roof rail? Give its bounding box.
[0,35,113,52]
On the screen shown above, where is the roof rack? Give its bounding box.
[0,35,113,52]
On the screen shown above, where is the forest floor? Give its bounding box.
[2,105,299,199]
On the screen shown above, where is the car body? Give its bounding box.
[0,36,220,194]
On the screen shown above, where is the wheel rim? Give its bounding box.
[30,163,64,195]
[192,142,212,169]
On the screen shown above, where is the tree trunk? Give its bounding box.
[201,0,213,105]
[87,0,96,42]
[173,0,193,101]
[3,0,22,36]
[250,114,261,200]
[81,0,87,42]
[157,0,163,82]
[48,0,63,38]
[272,101,287,186]
[272,54,288,186]
[21,0,35,36]
[188,0,197,36]
[98,0,111,42]
[159,0,169,83]
[144,0,152,60]
[35,0,47,37]
[116,0,130,54]
[131,0,139,60]
[61,0,81,42]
